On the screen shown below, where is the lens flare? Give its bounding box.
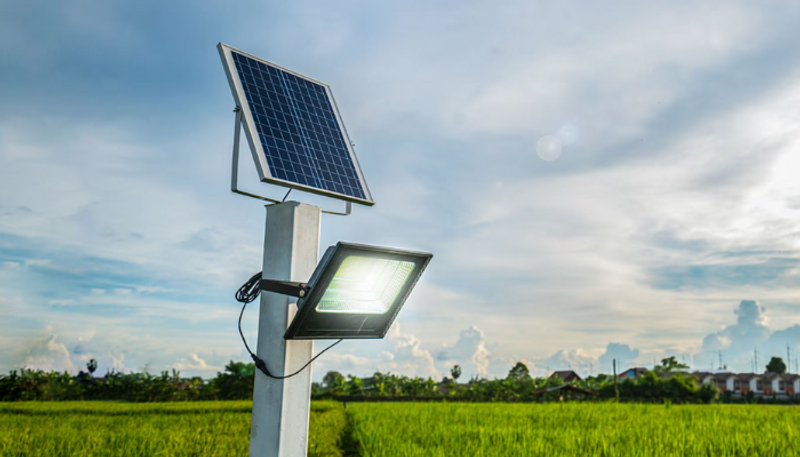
[556,123,579,146]
[536,135,562,162]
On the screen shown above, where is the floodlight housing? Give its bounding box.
[281,242,432,340]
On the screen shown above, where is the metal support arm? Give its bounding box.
[260,279,309,298]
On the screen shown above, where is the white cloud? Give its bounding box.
[316,352,376,374]
[429,70,800,360]
[173,354,222,376]
[379,324,440,379]
[317,323,644,381]
[135,286,168,295]
[109,353,128,372]
[24,259,51,268]
[338,0,768,152]
[0,294,21,318]
[0,120,262,292]
[532,348,603,378]
[437,326,494,377]
[23,333,77,373]
[698,300,800,371]
[312,323,444,381]
[597,343,641,373]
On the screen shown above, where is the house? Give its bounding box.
[685,371,800,397]
[532,384,598,401]
[690,372,742,393]
[693,372,716,385]
[789,374,800,396]
[617,367,648,380]
[763,373,792,396]
[713,373,739,392]
[738,373,764,395]
[721,373,740,393]
[549,370,581,382]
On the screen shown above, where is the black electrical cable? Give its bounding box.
[236,272,342,379]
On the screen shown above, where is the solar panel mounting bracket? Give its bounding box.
[230,106,352,216]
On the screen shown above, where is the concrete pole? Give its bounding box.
[250,201,320,457]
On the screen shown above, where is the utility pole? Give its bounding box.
[754,347,759,373]
[788,345,791,374]
[249,202,320,457]
[613,359,619,402]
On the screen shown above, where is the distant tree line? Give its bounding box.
[313,361,718,404]
[1,357,721,403]
[0,359,256,402]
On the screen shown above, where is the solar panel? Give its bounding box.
[217,43,373,206]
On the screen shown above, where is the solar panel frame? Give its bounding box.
[217,43,374,206]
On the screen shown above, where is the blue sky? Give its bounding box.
[2,0,800,381]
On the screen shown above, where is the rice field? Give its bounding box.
[348,402,800,457]
[3,401,800,456]
[0,401,345,457]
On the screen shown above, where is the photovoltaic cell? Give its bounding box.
[229,50,368,201]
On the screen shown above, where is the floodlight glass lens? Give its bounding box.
[316,256,416,314]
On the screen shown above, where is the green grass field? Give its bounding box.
[348,402,800,456]
[3,401,800,456]
[0,401,345,457]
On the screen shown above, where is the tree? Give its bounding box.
[86,359,98,376]
[655,356,689,374]
[450,364,462,382]
[323,371,345,388]
[212,361,255,400]
[766,357,787,374]
[507,362,531,381]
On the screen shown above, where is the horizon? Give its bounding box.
[2,0,800,383]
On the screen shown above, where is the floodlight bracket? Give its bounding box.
[260,279,309,298]
[230,107,352,216]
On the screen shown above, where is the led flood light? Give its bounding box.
[282,242,432,340]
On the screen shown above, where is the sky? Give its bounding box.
[2,0,800,382]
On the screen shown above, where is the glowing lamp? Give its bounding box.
[264,242,431,340]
